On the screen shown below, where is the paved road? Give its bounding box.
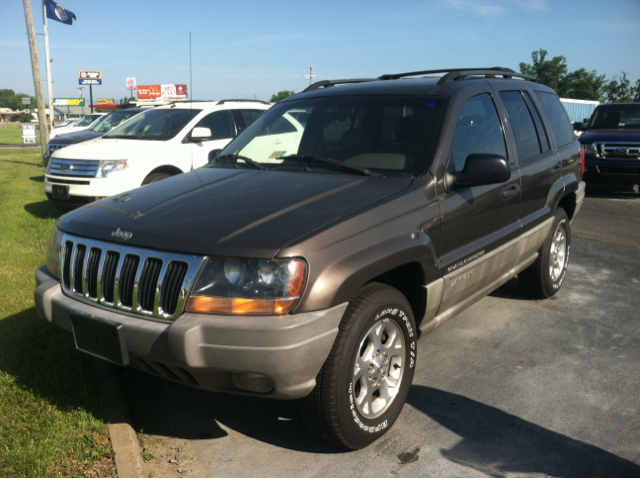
[123,189,640,477]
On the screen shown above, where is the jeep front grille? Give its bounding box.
[60,234,205,320]
[595,142,640,159]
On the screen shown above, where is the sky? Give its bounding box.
[1,0,639,103]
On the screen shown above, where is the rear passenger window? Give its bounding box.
[499,91,541,163]
[522,91,550,153]
[451,94,507,172]
[534,91,575,148]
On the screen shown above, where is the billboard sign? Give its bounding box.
[53,98,86,106]
[21,97,31,105]
[79,70,102,85]
[22,124,37,145]
[137,84,187,99]
[126,77,136,90]
[97,98,114,105]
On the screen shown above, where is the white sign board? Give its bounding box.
[21,97,31,105]
[22,124,37,145]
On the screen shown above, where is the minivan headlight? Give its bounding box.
[186,258,307,315]
[96,160,131,178]
[45,226,64,279]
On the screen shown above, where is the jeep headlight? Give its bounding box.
[45,226,64,279]
[185,258,307,315]
[95,160,132,178]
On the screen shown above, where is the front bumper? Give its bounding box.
[584,157,640,185]
[35,266,347,399]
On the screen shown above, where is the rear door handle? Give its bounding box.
[502,184,520,199]
[550,163,562,174]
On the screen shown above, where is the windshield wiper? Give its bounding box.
[215,154,267,170]
[276,154,383,177]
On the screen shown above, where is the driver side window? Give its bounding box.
[451,94,507,172]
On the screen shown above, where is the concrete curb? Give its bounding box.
[96,360,148,478]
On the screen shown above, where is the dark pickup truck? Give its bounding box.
[576,103,640,187]
[35,67,585,449]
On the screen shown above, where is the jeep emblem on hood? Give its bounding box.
[111,228,133,241]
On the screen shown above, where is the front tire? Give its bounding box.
[299,283,417,449]
[519,207,571,299]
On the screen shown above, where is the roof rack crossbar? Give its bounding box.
[302,78,379,93]
[216,99,271,105]
[436,69,541,85]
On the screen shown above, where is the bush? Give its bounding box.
[20,114,34,123]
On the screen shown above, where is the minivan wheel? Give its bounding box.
[299,282,417,449]
[519,207,571,299]
[142,172,171,185]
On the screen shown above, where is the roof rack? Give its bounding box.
[216,99,271,105]
[300,68,541,93]
[302,78,378,92]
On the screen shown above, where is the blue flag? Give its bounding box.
[45,0,76,25]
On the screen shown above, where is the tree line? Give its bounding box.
[0,89,36,110]
[519,49,640,103]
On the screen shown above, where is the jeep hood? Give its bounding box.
[58,168,412,258]
[579,130,640,144]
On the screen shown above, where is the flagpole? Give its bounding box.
[42,0,55,131]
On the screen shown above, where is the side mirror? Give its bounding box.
[449,154,511,189]
[573,121,585,131]
[208,149,222,162]
[191,127,212,141]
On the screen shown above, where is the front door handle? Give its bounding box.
[502,184,520,199]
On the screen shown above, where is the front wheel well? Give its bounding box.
[366,262,426,327]
[145,165,184,179]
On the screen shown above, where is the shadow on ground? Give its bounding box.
[406,385,640,477]
[24,200,62,220]
[585,183,639,199]
[121,368,344,454]
[30,175,44,182]
[0,307,105,419]
[0,158,43,167]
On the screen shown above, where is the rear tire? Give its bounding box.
[519,208,571,299]
[142,172,171,185]
[299,282,417,449]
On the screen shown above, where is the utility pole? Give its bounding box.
[304,66,317,86]
[42,0,54,131]
[78,87,84,115]
[23,0,49,157]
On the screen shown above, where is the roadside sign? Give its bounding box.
[137,84,187,99]
[53,98,85,106]
[21,97,31,105]
[126,77,136,90]
[97,98,114,105]
[22,124,37,145]
[79,70,103,85]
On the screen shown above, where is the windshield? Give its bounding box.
[212,95,446,176]
[90,109,143,133]
[104,108,200,141]
[75,114,101,127]
[590,105,640,129]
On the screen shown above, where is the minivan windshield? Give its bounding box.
[590,105,640,130]
[89,109,144,133]
[212,95,446,176]
[105,108,200,141]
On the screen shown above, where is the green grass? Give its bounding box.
[0,124,42,145]
[0,150,113,477]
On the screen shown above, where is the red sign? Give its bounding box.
[137,84,187,99]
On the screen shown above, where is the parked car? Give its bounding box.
[35,67,585,449]
[44,108,148,163]
[576,103,640,187]
[44,100,270,208]
[54,119,77,128]
[49,113,105,139]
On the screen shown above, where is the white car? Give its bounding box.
[45,101,270,207]
[50,113,105,139]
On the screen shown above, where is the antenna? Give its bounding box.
[189,32,192,103]
[304,66,318,86]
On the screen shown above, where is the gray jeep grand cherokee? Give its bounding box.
[35,67,585,449]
